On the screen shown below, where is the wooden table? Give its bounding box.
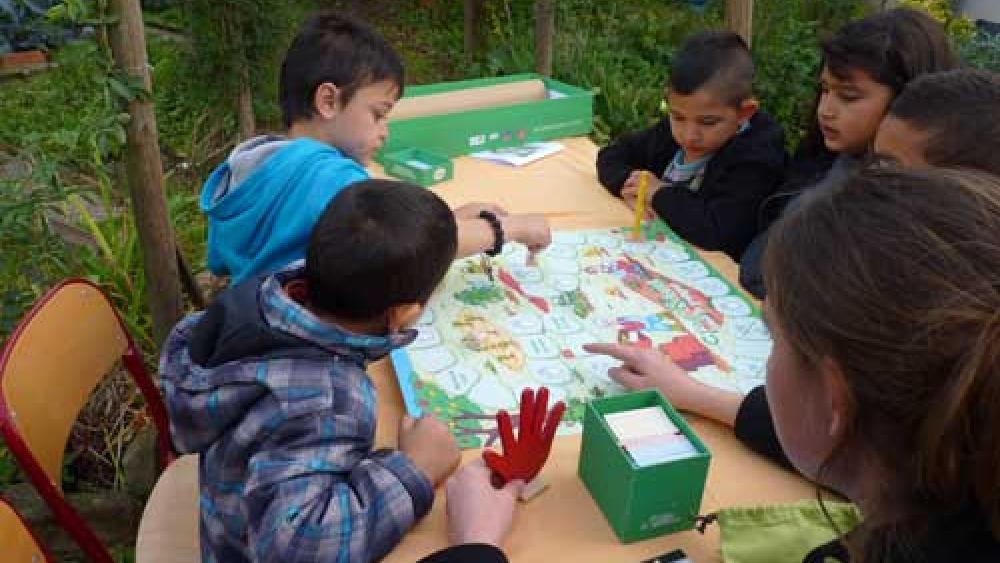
[371,137,814,562]
[136,137,814,563]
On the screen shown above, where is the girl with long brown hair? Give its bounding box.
[587,166,1000,561]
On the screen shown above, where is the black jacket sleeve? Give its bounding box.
[417,544,509,563]
[596,119,676,197]
[733,385,793,470]
[651,156,782,260]
[737,230,768,299]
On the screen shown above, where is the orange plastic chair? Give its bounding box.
[0,279,176,563]
[0,496,54,563]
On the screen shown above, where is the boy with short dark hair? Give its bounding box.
[203,12,550,285]
[597,31,786,260]
[875,68,1000,175]
[163,179,462,562]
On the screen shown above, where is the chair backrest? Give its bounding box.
[0,497,54,563]
[0,278,176,563]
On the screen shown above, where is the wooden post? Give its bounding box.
[237,65,255,140]
[109,0,185,345]
[464,0,485,57]
[725,0,753,48]
[535,0,555,76]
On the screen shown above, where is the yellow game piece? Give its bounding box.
[633,171,649,241]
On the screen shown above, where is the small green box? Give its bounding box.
[379,73,594,158]
[381,148,453,187]
[578,390,711,543]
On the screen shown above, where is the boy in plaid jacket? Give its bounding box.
[161,179,461,562]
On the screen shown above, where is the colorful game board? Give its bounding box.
[391,223,772,448]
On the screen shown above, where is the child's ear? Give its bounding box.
[314,82,343,120]
[738,98,759,122]
[387,302,423,332]
[821,357,851,442]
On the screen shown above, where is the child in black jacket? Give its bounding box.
[597,31,785,261]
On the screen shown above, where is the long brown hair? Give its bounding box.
[762,167,1000,560]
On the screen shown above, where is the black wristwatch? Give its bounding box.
[478,210,504,256]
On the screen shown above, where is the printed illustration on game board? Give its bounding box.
[391,224,772,448]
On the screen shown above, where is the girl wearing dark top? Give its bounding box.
[739,7,959,298]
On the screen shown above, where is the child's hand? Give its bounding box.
[621,183,659,220]
[502,214,552,253]
[623,169,654,189]
[445,459,523,548]
[454,202,509,220]
[582,343,714,413]
[399,415,460,486]
[621,184,640,212]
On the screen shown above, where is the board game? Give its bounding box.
[390,223,772,448]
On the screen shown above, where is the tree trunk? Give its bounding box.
[464,0,485,57]
[109,0,185,345]
[534,0,555,76]
[725,0,754,48]
[237,65,255,140]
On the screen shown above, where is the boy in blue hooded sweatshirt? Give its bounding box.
[202,12,551,285]
[162,179,462,562]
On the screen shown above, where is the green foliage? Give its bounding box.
[0,41,130,169]
[753,18,822,147]
[474,0,720,142]
[959,30,1000,71]
[147,34,235,174]
[901,0,976,40]
[0,156,76,336]
[183,0,312,130]
[466,0,866,148]
[359,0,467,85]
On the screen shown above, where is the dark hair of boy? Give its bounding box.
[888,69,1000,175]
[280,12,405,128]
[798,7,959,157]
[306,179,457,321]
[667,30,754,106]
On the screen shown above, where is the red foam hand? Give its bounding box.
[483,387,566,484]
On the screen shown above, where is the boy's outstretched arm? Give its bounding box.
[244,413,435,563]
[455,215,552,258]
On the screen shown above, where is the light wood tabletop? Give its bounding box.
[370,137,814,563]
[136,137,814,563]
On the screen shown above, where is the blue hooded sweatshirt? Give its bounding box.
[200,136,369,284]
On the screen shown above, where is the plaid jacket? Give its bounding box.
[160,263,431,562]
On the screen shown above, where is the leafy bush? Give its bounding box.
[0,0,83,53]
[468,0,866,148]
[901,0,976,40]
[960,30,1000,71]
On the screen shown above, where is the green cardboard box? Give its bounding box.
[379,73,594,158]
[578,389,711,543]
[381,148,453,187]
